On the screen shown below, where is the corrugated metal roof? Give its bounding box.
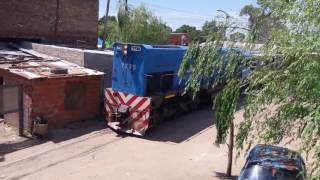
[0,43,103,79]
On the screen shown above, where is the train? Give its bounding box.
[104,43,252,136]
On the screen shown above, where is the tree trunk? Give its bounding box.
[226,122,234,177]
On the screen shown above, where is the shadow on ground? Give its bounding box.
[0,96,247,162]
[0,137,41,162]
[0,118,109,162]
[214,171,239,180]
[144,95,246,144]
[145,108,214,143]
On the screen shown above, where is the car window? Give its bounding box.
[239,165,303,180]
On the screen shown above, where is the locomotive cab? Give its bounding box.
[111,43,187,96]
[105,43,187,135]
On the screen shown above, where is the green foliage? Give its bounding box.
[175,25,204,43]
[175,20,219,43]
[202,20,219,38]
[180,1,320,178]
[229,32,246,42]
[240,3,284,43]
[98,16,120,47]
[178,36,222,93]
[98,16,116,25]
[179,26,247,144]
[179,22,249,176]
[214,80,241,144]
[99,2,171,47]
[117,3,171,44]
[236,0,320,178]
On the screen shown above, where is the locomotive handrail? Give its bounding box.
[143,74,154,77]
[151,45,183,49]
[143,73,176,77]
[160,73,176,77]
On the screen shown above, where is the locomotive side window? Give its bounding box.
[161,73,174,93]
[146,74,161,96]
[146,71,174,96]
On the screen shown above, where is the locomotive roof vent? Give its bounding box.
[50,67,68,74]
[152,45,181,49]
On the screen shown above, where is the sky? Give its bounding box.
[99,0,257,30]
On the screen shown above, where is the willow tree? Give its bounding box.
[180,0,320,178]
[178,20,250,176]
[117,2,171,44]
[236,0,320,179]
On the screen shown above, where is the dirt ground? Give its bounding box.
[0,109,247,180]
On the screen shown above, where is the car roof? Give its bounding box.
[247,144,305,171]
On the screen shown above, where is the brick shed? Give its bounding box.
[0,0,99,48]
[0,43,103,133]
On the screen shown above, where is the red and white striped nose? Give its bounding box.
[104,88,151,136]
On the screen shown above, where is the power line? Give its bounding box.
[115,0,250,30]
[130,0,210,15]
[130,0,249,21]
[105,0,249,23]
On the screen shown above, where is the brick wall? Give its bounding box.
[168,33,190,46]
[0,0,98,48]
[31,76,101,129]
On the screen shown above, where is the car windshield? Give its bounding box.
[239,165,303,180]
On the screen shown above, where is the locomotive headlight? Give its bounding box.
[123,44,128,55]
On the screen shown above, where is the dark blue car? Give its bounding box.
[238,144,306,180]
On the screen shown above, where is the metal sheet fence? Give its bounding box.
[0,85,24,135]
[1,86,19,114]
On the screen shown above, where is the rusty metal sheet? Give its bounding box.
[0,43,103,79]
[0,86,19,114]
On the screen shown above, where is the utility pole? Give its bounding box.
[125,0,128,11]
[217,10,230,40]
[54,0,60,44]
[102,0,111,49]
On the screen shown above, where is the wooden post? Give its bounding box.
[226,122,234,176]
[54,0,60,44]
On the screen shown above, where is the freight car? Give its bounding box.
[104,43,251,136]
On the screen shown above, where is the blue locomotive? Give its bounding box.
[104,43,251,136]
